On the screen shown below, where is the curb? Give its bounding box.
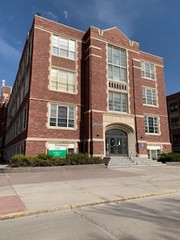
[0,164,105,173]
[166,162,180,166]
[1,189,180,221]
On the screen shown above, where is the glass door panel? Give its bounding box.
[105,129,128,156]
[110,138,116,154]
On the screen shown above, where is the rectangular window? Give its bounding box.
[108,45,127,82]
[145,116,158,133]
[52,35,76,60]
[109,92,128,112]
[147,149,161,160]
[142,88,157,106]
[173,134,180,145]
[50,68,76,93]
[23,108,27,129]
[171,117,180,127]
[141,61,155,80]
[19,113,23,133]
[67,148,75,154]
[170,102,178,112]
[24,68,30,96]
[50,104,75,128]
[20,144,24,154]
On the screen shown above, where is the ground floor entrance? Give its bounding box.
[105,129,128,156]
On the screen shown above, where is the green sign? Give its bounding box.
[48,147,66,158]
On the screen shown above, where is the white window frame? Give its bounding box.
[142,87,157,106]
[49,104,75,129]
[50,68,76,94]
[145,116,159,134]
[141,61,155,80]
[147,149,161,160]
[108,45,127,82]
[52,35,76,60]
[108,91,128,113]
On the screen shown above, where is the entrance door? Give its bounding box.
[106,129,128,156]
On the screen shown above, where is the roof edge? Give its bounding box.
[34,15,85,34]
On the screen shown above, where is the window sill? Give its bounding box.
[52,54,76,62]
[145,133,160,136]
[143,104,158,108]
[141,76,155,81]
[47,126,77,130]
[48,88,77,95]
[108,110,129,114]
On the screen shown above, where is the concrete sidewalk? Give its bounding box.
[0,165,180,220]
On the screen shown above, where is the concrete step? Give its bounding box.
[108,156,162,168]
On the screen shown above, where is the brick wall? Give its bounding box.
[3,15,172,158]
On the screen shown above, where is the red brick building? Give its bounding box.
[167,92,180,152]
[0,80,12,160]
[3,15,171,161]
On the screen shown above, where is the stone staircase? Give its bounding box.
[108,156,163,168]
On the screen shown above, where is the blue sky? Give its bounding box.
[0,0,179,95]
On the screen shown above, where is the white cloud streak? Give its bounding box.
[47,0,162,38]
[64,10,68,20]
[43,11,58,21]
[93,0,138,37]
[0,15,14,22]
[32,7,58,21]
[93,0,162,38]
[0,36,21,60]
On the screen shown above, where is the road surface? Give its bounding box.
[0,193,180,240]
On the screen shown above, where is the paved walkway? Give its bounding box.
[0,165,180,220]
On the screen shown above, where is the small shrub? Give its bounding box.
[10,155,24,167]
[66,153,102,165]
[9,152,103,167]
[159,152,180,163]
[92,156,103,164]
[10,155,36,167]
[37,153,53,160]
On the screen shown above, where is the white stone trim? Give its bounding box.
[137,140,147,143]
[147,145,161,150]
[85,36,140,54]
[85,45,102,53]
[46,141,77,152]
[85,54,102,61]
[132,58,141,62]
[29,97,82,106]
[35,15,84,33]
[92,138,104,141]
[27,137,79,142]
[133,65,141,70]
[146,142,171,145]
[140,50,163,60]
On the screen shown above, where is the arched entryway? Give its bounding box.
[105,129,128,156]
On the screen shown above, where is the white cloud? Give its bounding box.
[43,11,58,21]
[16,40,23,45]
[0,15,14,22]
[64,10,68,20]
[93,0,162,38]
[0,36,21,60]
[93,0,138,37]
[32,7,58,21]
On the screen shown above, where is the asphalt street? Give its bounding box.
[0,165,180,220]
[0,193,179,240]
